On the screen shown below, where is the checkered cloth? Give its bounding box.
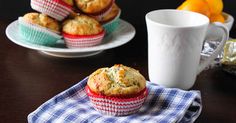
[28,77,202,123]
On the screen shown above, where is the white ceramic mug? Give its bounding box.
[146,9,229,89]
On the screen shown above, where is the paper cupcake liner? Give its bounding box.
[103,10,121,35]
[63,31,105,48]
[18,17,62,46]
[31,0,72,21]
[88,0,115,21]
[86,86,148,116]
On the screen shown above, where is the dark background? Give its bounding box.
[1,0,236,123]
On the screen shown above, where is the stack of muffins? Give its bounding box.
[18,0,121,48]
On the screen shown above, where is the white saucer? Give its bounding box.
[6,19,136,58]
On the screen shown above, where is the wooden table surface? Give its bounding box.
[1,0,236,122]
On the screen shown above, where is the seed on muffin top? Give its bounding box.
[87,64,146,96]
[23,12,60,32]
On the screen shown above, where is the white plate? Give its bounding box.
[6,19,136,58]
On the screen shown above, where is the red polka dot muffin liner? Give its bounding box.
[63,30,105,48]
[31,0,73,21]
[85,86,148,116]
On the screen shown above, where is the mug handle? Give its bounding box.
[197,22,229,74]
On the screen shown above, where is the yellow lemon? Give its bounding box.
[210,13,225,23]
[177,0,211,18]
[205,0,223,15]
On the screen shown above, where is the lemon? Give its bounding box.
[210,13,225,23]
[177,0,211,18]
[205,0,223,15]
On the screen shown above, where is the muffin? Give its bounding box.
[31,0,74,21]
[62,14,105,48]
[18,12,62,46]
[86,64,148,116]
[100,3,121,35]
[75,0,114,21]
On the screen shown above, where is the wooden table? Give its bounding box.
[1,0,236,122]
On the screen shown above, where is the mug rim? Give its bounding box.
[145,9,210,28]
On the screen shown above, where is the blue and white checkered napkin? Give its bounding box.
[28,77,202,123]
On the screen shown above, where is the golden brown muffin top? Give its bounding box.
[75,0,113,14]
[87,64,146,96]
[23,12,60,32]
[62,0,74,6]
[100,3,120,23]
[62,14,103,35]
